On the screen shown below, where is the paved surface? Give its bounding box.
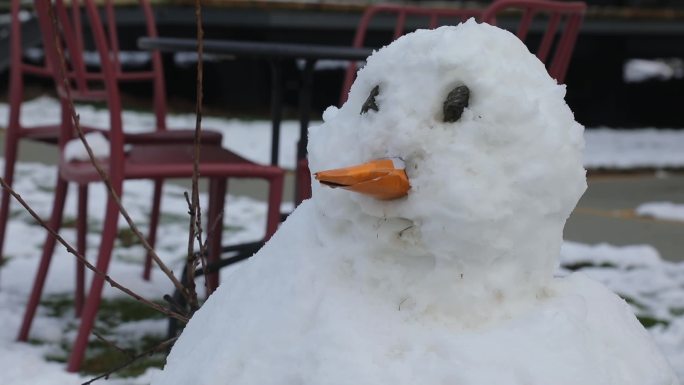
[2,130,683,262]
[566,172,684,262]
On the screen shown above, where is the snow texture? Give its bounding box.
[154,22,679,385]
[63,132,110,161]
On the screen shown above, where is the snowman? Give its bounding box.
[152,20,678,385]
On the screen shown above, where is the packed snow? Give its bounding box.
[152,23,679,385]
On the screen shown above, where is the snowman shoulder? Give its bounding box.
[549,273,679,384]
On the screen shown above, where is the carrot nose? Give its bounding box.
[314,158,410,200]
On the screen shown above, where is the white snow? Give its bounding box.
[63,132,110,161]
[0,95,301,169]
[624,58,684,83]
[153,22,679,385]
[636,202,684,222]
[584,128,684,170]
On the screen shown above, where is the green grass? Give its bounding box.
[40,294,171,377]
[562,261,617,271]
[117,228,144,248]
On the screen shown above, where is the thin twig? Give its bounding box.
[182,0,208,314]
[92,331,132,359]
[81,336,179,385]
[0,177,189,323]
[184,192,199,311]
[44,0,191,303]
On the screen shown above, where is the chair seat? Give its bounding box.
[60,143,283,183]
[123,129,223,145]
[19,126,223,145]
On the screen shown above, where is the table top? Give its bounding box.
[138,37,373,61]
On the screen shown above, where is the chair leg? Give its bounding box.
[75,184,88,317]
[205,178,226,295]
[0,128,20,263]
[143,179,163,281]
[17,176,69,341]
[265,174,285,240]
[66,194,120,372]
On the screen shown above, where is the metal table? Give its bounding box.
[138,38,372,324]
[138,37,372,202]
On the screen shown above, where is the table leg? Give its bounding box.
[295,59,316,206]
[269,60,283,167]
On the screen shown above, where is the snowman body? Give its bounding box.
[153,21,678,385]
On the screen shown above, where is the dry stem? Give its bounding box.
[183,0,208,313]
[81,336,179,385]
[0,177,189,323]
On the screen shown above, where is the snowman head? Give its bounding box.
[308,21,586,286]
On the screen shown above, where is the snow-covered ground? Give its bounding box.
[0,97,683,383]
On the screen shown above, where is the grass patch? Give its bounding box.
[40,295,171,377]
[620,295,649,311]
[117,228,143,248]
[41,293,75,318]
[670,307,684,317]
[79,333,168,377]
[0,255,10,266]
[562,261,617,271]
[637,315,669,328]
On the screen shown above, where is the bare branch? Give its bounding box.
[92,331,132,359]
[182,0,208,313]
[44,0,190,303]
[184,192,199,311]
[0,177,189,324]
[81,336,178,385]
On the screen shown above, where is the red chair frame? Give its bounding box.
[0,0,224,285]
[17,0,284,372]
[339,4,483,105]
[482,0,587,84]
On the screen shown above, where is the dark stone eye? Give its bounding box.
[443,85,470,122]
[361,85,380,114]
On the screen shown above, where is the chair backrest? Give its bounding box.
[19,0,167,131]
[482,0,586,84]
[33,0,127,173]
[340,4,483,104]
[8,0,54,131]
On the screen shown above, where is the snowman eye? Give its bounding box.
[443,85,470,122]
[361,85,380,114]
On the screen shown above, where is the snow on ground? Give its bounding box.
[0,160,270,384]
[4,97,684,170]
[584,128,684,170]
[637,202,684,222]
[0,96,301,169]
[0,97,682,382]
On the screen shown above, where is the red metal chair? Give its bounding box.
[0,0,223,282]
[17,0,284,372]
[482,0,587,84]
[294,3,483,206]
[339,4,483,105]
